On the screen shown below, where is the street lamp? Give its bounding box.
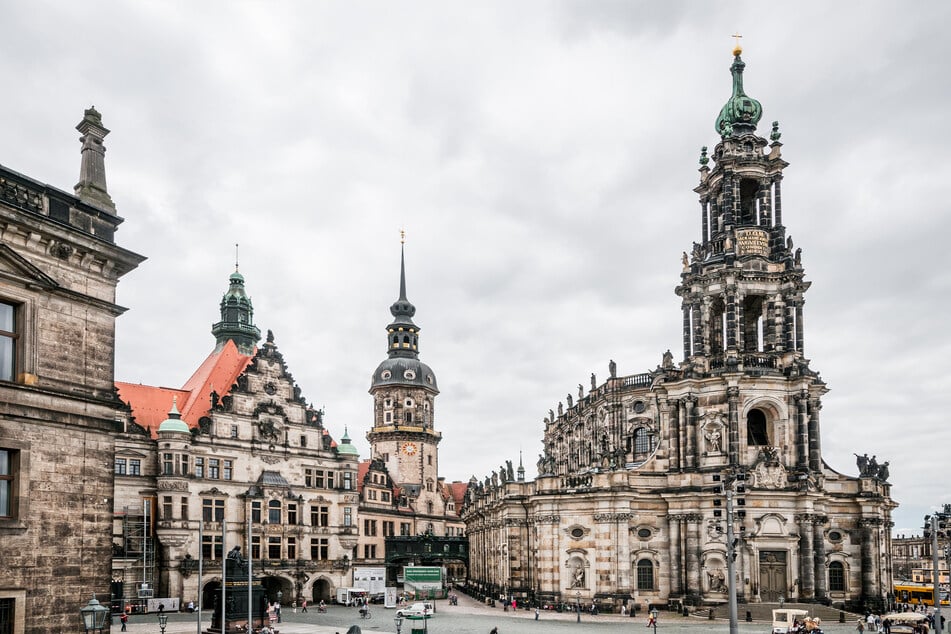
[576,590,581,623]
[157,613,169,634]
[650,607,658,634]
[276,590,283,623]
[79,594,109,633]
[394,615,404,634]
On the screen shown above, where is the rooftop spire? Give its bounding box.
[74,106,116,213]
[399,230,408,302]
[211,257,261,355]
[386,234,420,358]
[714,41,763,138]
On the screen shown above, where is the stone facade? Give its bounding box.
[113,274,361,610]
[462,51,896,614]
[0,109,144,633]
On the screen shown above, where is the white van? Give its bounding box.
[335,588,368,606]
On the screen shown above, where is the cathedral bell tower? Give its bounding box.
[677,43,810,375]
[367,241,442,504]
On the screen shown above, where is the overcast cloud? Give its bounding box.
[1,1,948,536]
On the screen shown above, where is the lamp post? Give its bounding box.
[650,607,658,634]
[394,615,403,634]
[157,613,169,634]
[576,590,581,623]
[277,590,283,623]
[79,594,110,633]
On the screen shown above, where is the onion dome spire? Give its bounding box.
[714,39,763,138]
[211,245,261,355]
[386,232,419,358]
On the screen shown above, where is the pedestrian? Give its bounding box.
[293,600,297,613]
[158,603,165,614]
[302,598,308,613]
[535,606,539,621]
[858,617,866,633]
[490,628,499,634]
[119,612,128,631]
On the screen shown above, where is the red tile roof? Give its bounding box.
[116,339,254,438]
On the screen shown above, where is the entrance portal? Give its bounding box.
[759,551,788,602]
[312,578,332,603]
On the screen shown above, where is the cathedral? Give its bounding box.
[462,48,896,614]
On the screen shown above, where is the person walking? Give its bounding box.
[119,612,128,631]
[301,598,308,613]
[535,606,539,620]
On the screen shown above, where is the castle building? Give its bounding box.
[354,243,467,587]
[113,268,361,609]
[0,109,144,633]
[462,49,896,613]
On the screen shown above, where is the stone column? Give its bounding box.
[813,517,828,601]
[666,398,680,472]
[795,392,809,469]
[798,514,815,600]
[773,176,783,226]
[784,304,796,352]
[795,302,805,356]
[701,199,709,246]
[685,514,702,601]
[616,514,632,592]
[668,515,683,597]
[683,305,692,359]
[860,519,881,604]
[683,397,697,470]
[692,303,705,358]
[808,398,823,473]
[726,289,737,350]
[728,387,740,466]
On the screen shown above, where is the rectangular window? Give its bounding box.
[195,458,204,478]
[162,453,174,475]
[304,468,314,488]
[344,507,352,526]
[231,425,238,438]
[223,460,233,481]
[162,496,173,519]
[0,596,14,634]
[0,449,17,518]
[208,459,219,479]
[343,472,353,490]
[252,501,261,524]
[364,544,377,559]
[314,470,325,488]
[326,471,334,489]
[383,521,395,537]
[381,491,390,503]
[311,537,329,560]
[201,535,223,560]
[311,505,329,527]
[129,459,141,476]
[287,537,297,560]
[368,489,377,501]
[400,522,411,536]
[202,498,224,522]
[0,301,18,382]
[251,536,261,559]
[179,455,189,476]
[114,458,127,475]
[180,497,188,520]
[268,537,281,560]
[300,435,307,448]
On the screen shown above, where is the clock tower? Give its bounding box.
[366,242,442,512]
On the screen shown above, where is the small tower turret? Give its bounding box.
[211,255,261,355]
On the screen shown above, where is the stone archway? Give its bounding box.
[312,578,333,603]
[202,580,221,612]
[259,576,294,606]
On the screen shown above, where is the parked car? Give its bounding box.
[396,602,434,618]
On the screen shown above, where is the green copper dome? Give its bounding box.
[158,399,190,434]
[715,51,763,138]
[336,427,360,456]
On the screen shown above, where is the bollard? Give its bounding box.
[746,610,752,622]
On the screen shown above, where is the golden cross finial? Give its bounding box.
[732,32,743,56]
[400,228,406,245]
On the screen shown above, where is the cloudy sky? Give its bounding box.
[2,2,948,536]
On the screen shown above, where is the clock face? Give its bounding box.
[401,442,418,456]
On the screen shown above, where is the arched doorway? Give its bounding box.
[202,580,221,612]
[312,578,333,603]
[259,576,294,606]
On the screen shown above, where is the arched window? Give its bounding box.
[268,500,281,524]
[636,559,655,590]
[829,561,845,592]
[747,409,769,446]
[633,428,655,454]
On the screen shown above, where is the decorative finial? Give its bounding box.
[732,32,743,56]
[770,121,781,142]
[400,228,406,245]
[699,146,709,166]
[235,243,239,272]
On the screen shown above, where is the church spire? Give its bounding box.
[387,233,419,358]
[714,40,763,138]
[211,251,261,355]
[74,106,116,213]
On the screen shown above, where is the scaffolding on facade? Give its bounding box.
[113,500,156,613]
